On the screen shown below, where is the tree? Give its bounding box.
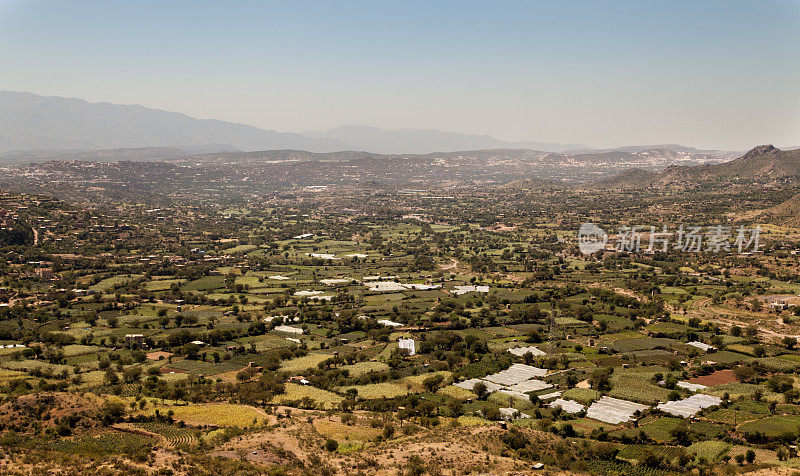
[405,455,427,476]
[670,425,691,446]
[768,374,793,393]
[104,368,119,385]
[777,447,788,461]
[528,393,540,405]
[745,449,756,464]
[472,382,489,400]
[589,367,613,391]
[422,374,444,393]
[783,336,797,350]
[753,388,763,401]
[784,388,800,404]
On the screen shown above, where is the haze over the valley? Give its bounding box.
[0,91,591,155]
[2,1,799,152]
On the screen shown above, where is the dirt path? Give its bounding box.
[439,259,458,271]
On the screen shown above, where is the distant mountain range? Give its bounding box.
[303,125,587,154]
[0,91,733,157]
[0,91,344,153]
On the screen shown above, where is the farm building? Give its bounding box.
[124,334,144,345]
[398,337,416,355]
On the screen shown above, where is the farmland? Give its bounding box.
[1,160,800,474]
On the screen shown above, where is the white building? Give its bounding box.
[398,337,416,356]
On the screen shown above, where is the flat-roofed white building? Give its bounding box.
[398,337,416,356]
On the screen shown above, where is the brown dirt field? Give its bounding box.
[688,369,739,386]
[211,410,564,475]
[0,392,105,431]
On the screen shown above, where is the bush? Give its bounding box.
[324,438,338,452]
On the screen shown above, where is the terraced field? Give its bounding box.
[131,421,197,447]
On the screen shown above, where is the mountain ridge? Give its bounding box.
[0,91,733,156]
[594,145,800,189]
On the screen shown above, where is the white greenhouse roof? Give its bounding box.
[586,396,649,424]
[508,346,546,357]
[656,394,722,418]
[483,364,548,386]
[549,398,585,414]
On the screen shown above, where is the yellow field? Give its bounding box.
[62,344,104,357]
[144,278,187,291]
[437,384,476,400]
[340,361,389,377]
[273,382,343,409]
[339,381,410,399]
[0,368,27,382]
[339,371,452,399]
[457,415,492,427]
[279,353,331,373]
[150,403,266,428]
[402,371,452,391]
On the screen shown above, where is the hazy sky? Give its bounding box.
[1,0,799,150]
